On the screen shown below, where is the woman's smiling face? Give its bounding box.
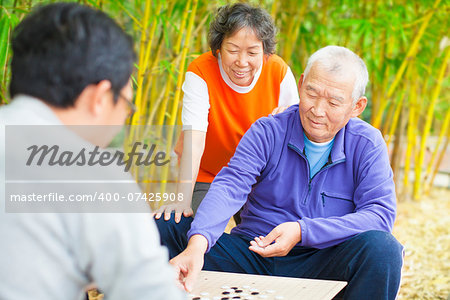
[219,27,263,87]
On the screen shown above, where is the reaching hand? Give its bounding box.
[271,105,289,115]
[153,201,193,223]
[248,222,301,257]
[170,235,207,292]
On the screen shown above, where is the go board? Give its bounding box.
[189,270,347,300]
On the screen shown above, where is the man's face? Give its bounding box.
[298,63,365,143]
[93,79,133,147]
[108,80,133,126]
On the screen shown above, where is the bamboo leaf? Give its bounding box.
[159,59,176,80]
[0,15,11,88]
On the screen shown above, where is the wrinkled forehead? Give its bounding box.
[303,62,356,101]
[306,62,356,86]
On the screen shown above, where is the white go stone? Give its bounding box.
[275,296,284,300]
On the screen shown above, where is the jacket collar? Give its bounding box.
[288,105,346,163]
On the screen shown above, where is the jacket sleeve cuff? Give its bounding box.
[298,219,308,246]
[187,229,212,253]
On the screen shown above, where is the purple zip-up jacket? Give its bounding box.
[188,105,396,251]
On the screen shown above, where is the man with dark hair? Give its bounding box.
[9,2,134,109]
[0,3,184,299]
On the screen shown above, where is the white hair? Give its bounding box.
[303,46,369,104]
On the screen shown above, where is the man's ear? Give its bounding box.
[75,80,112,117]
[88,80,113,117]
[351,96,367,117]
[298,74,304,95]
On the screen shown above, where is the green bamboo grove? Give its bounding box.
[1,0,448,201]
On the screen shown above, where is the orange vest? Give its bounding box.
[187,51,288,182]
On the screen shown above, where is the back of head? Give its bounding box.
[303,46,369,103]
[10,2,135,108]
[208,3,277,56]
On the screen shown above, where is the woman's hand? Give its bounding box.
[271,105,289,115]
[153,202,193,223]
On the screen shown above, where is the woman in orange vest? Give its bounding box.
[154,3,299,223]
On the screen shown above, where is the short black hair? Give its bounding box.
[10,2,135,107]
[208,3,277,57]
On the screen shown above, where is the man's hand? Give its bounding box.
[153,201,193,223]
[271,105,289,115]
[248,222,301,257]
[170,235,208,292]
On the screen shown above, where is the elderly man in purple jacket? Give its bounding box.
[156,46,403,300]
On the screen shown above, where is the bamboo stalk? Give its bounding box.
[370,27,385,123]
[155,0,191,126]
[424,109,450,190]
[168,0,198,126]
[142,0,194,203]
[137,1,165,129]
[139,0,162,113]
[128,0,152,132]
[317,0,329,47]
[143,33,164,123]
[123,0,154,180]
[270,0,278,20]
[0,15,10,104]
[372,0,442,129]
[192,13,209,44]
[116,1,143,30]
[371,33,394,126]
[355,0,368,55]
[427,133,449,192]
[386,88,406,150]
[144,1,178,123]
[391,104,406,191]
[403,67,418,191]
[281,0,306,64]
[381,101,396,135]
[413,46,449,200]
[385,59,411,141]
[159,0,198,194]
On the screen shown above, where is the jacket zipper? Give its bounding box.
[288,143,345,205]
